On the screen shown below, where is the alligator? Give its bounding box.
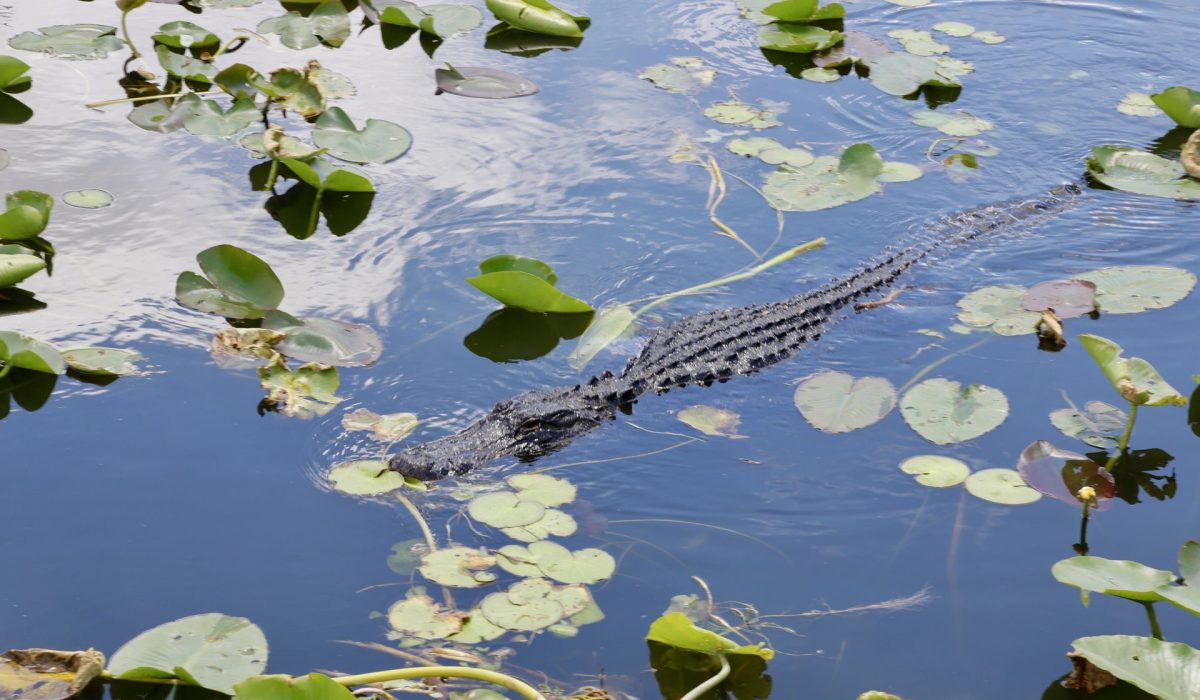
[389,184,1083,481]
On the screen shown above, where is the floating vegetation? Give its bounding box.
[1017,439,1115,509]
[0,247,45,289]
[8,24,125,59]
[762,143,922,211]
[1079,334,1187,407]
[258,2,351,50]
[813,31,890,69]
[434,65,540,98]
[911,109,994,136]
[1074,265,1196,314]
[329,460,425,495]
[703,98,785,129]
[971,30,1007,44]
[957,285,1046,336]
[1050,400,1128,450]
[378,3,483,39]
[0,56,31,93]
[310,107,412,164]
[864,52,961,96]
[964,469,1042,505]
[640,57,717,93]
[677,405,746,438]
[1021,279,1097,318]
[727,136,814,166]
[1151,86,1200,127]
[486,0,590,38]
[647,611,773,659]
[258,359,343,418]
[62,347,142,376]
[900,378,1009,444]
[1116,91,1161,117]
[793,371,897,433]
[932,22,976,37]
[341,409,420,442]
[898,455,969,487]
[888,29,949,57]
[755,0,846,23]
[1086,146,1200,200]
[108,614,268,695]
[759,24,844,53]
[468,254,592,313]
[495,541,616,584]
[801,66,842,82]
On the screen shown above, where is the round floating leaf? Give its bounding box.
[108,613,267,695]
[1116,92,1161,117]
[480,578,570,631]
[758,24,843,53]
[639,58,716,93]
[468,491,546,528]
[793,371,897,433]
[971,30,1006,44]
[62,189,113,209]
[197,244,284,312]
[0,331,65,375]
[155,45,217,84]
[380,4,483,38]
[1071,636,1200,700]
[813,31,889,67]
[911,110,993,136]
[8,24,125,60]
[964,468,1041,505]
[328,460,411,495]
[728,137,815,167]
[1150,86,1200,127]
[899,455,970,487]
[934,56,975,81]
[153,21,220,50]
[446,611,507,643]
[178,96,259,138]
[312,107,411,165]
[530,541,615,584]
[0,253,45,287]
[900,378,1008,445]
[800,67,841,83]
[419,547,497,588]
[878,162,923,182]
[129,100,186,133]
[257,3,350,50]
[1021,279,1096,318]
[485,0,586,38]
[468,270,592,314]
[1086,146,1200,201]
[495,544,543,578]
[175,272,266,319]
[434,65,540,98]
[507,473,576,507]
[500,508,578,542]
[763,153,881,212]
[241,131,320,160]
[1078,334,1187,407]
[62,347,141,376]
[703,99,783,129]
[1073,265,1196,315]
[956,284,1040,335]
[1052,557,1173,602]
[1017,439,1115,509]
[888,29,948,56]
[865,52,956,96]
[933,21,975,37]
[1049,400,1127,450]
[677,405,745,438]
[263,312,383,367]
[234,673,356,700]
[388,594,464,640]
[341,408,419,441]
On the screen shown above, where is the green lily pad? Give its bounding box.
[329,460,421,495]
[485,0,588,38]
[813,31,890,68]
[964,468,1041,505]
[342,409,419,441]
[259,360,342,419]
[677,405,745,438]
[446,610,508,643]
[639,57,717,93]
[176,244,284,319]
[233,673,356,700]
[567,304,636,370]
[0,56,31,92]
[380,3,483,38]
[312,107,412,165]
[468,259,592,313]
[888,29,949,56]
[258,67,325,119]
[8,25,124,60]
[1151,86,1200,127]
[258,2,350,50]
[703,99,783,129]
[282,158,375,194]
[495,541,615,584]
[933,56,975,81]
[758,24,843,53]
[419,547,497,588]
[801,67,841,83]
[1078,334,1187,407]
[1052,556,1173,603]
[911,110,994,136]
[762,145,890,212]
[153,21,220,50]
[507,473,576,507]
[865,52,958,96]
[1086,146,1200,200]
[388,594,464,640]
[793,371,897,433]
[878,161,924,182]
[0,253,45,287]
[479,578,591,632]
[177,95,259,137]
[1073,265,1196,315]
[434,65,540,99]
[646,612,774,660]
[108,613,267,695]
[128,100,185,133]
[0,331,65,375]
[262,312,382,367]
[971,30,1006,44]
[955,284,1040,335]
[900,378,1008,445]
[898,455,970,487]
[500,508,578,542]
[0,190,54,241]
[1049,400,1127,450]
[468,491,546,528]
[61,189,113,209]
[1070,636,1200,700]
[727,136,814,167]
[155,45,217,84]
[62,347,141,376]
[933,21,975,37]
[760,0,845,22]
[241,129,321,161]
[1117,92,1161,117]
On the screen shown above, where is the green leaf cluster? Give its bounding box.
[468,254,592,314]
[486,0,590,38]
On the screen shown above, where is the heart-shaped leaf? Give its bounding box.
[8,24,125,60]
[1017,439,1115,509]
[900,378,1008,444]
[62,347,142,376]
[758,24,843,53]
[197,245,284,312]
[1049,400,1127,449]
[155,45,217,83]
[899,455,970,487]
[964,468,1041,505]
[380,3,483,37]
[108,613,268,695]
[258,2,350,50]
[1073,265,1196,315]
[1070,636,1200,700]
[328,459,422,495]
[434,65,540,98]
[263,311,382,367]
[1086,146,1200,201]
[793,370,897,433]
[177,95,259,137]
[152,21,220,51]
[312,107,411,164]
[1052,556,1173,603]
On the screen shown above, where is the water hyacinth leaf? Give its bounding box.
[933,21,975,37]
[900,378,1008,445]
[61,189,113,209]
[177,95,259,137]
[1050,400,1128,450]
[469,491,546,528]
[639,57,716,93]
[0,253,45,287]
[108,613,267,695]
[1052,557,1173,603]
[1150,86,1200,127]
[866,52,957,96]
[341,408,419,441]
[62,347,141,376]
[507,473,576,508]
[380,4,483,38]
[758,24,843,54]
[971,30,1006,44]
[196,245,284,312]
[419,547,497,588]
[911,110,994,136]
[329,460,422,495]
[233,673,356,700]
[1017,439,1115,509]
[0,649,105,700]
[1021,279,1096,318]
[312,107,412,165]
[388,595,464,640]
[703,99,783,129]
[899,455,969,487]
[501,508,578,542]
[964,468,1041,505]
[263,312,383,367]
[761,0,845,22]
[1079,334,1187,407]
[0,190,54,241]
[258,2,350,50]
[1117,92,1161,117]
[259,361,342,419]
[568,304,636,369]
[0,56,31,92]
[888,29,949,56]
[0,331,65,375]
[1086,146,1200,200]
[793,371,896,433]
[485,0,587,38]
[468,270,592,314]
[677,405,745,438]
[434,65,539,98]
[956,284,1040,335]
[646,612,774,660]
[153,21,220,50]
[1073,265,1196,314]
[1070,636,1200,700]
[8,25,125,60]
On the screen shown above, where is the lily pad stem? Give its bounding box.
[85,90,222,109]
[120,11,141,60]
[1075,501,1090,555]
[332,666,546,700]
[211,34,249,61]
[1102,403,1138,472]
[1141,601,1163,640]
[395,493,437,552]
[680,653,730,700]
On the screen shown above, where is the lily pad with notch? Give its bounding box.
[956,284,1040,335]
[380,3,483,38]
[176,95,260,137]
[1021,279,1097,318]
[175,244,284,319]
[155,45,218,84]
[263,310,382,367]
[62,347,141,376]
[8,25,125,60]
[0,331,64,375]
[281,158,375,194]
[900,378,1008,445]
[864,51,961,97]
[388,593,465,640]
[1050,400,1128,450]
[108,613,268,695]
[62,189,113,209]
[257,2,350,50]
[342,408,419,441]
[793,370,896,433]
[312,107,411,164]
[152,20,220,52]
[677,405,745,438]
[640,57,717,93]
[1052,557,1173,603]
[964,468,1041,505]
[1086,146,1200,201]
[434,65,539,98]
[329,459,424,495]
[758,0,845,22]
[1017,439,1115,510]
[898,454,969,487]
[758,24,844,54]
[1072,265,1196,315]
[419,546,497,588]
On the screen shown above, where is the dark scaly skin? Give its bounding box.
[390,184,1083,480]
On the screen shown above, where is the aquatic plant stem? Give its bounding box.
[120,11,141,61]
[1076,501,1091,555]
[332,667,546,700]
[1141,601,1163,640]
[1103,403,1139,472]
[680,653,730,700]
[395,493,437,552]
[705,157,761,261]
[85,90,222,109]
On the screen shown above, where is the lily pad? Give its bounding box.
[234,673,356,700]
[342,409,419,441]
[485,0,588,38]
[258,360,342,419]
[971,30,1006,44]
[933,21,975,37]
[108,613,267,695]
[500,509,578,542]
[258,2,350,50]
[468,258,592,314]
[1086,145,1200,200]
[479,578,585,631]
[419,547,497,588]
[0,190,54,241]
[900,378,1008,445]
[177,95,259,137]
[1070,636,1200,700]
[1150,86,1200,127]
[495,541,615,584]
[153,21,220,51]
[759,0,845,22]
[1073,265,1196,315]
[1117,92,1161,117]
[727,137,814,167]
[388,594,464,640]
[61,189,113,209]
[703,99,783,130]
[8,25,125,60]
[899,455,970,487]
[801,67,842,83]
[1053,556,1173,603]
[1079,334,1187,407]
[62,347,141,376]
[261,67,325,119]
[758,24,843,53]
[263,312,382,367]
[878,161,924,182]
[507,473,576,507]
[646,612,774,660]
[1017,439,1115,509]
[888,29,949,56]
[0,253,45,288]
[677,405,745,438]
[793,371,897,433]
[434,65,540,99]
[964,468,1042,505]
[329,460,421,495]
[1049,400,1128,450]
[282,158,375,194]
[865,52,959,96]
[813,31,890,68]
[312,107,412,165]
[933,56,974,81]
[911,110,993,136]
[762,146,886,212]
[468,491,546,528]
[155,45,218,84]
[956,284,1040,335]
[1021,279,1096,318]
[0,332,64,375]
[639,57,716,93]
[175,244,283,319]
[380,3,483,38]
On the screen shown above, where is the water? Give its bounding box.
[2,0,1199,697]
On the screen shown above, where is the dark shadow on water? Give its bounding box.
[464,308,593,363]
[251,164,375,239]
[1189,383,1200,437]
[0,288,47,317]
[485,24,582,57]
[0,93,33,125]
[648,641,772,700]
[0,368,57,420]
[1041,674,1155,700]
[1149,126,1195,157]
[1089,448,1177,504]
